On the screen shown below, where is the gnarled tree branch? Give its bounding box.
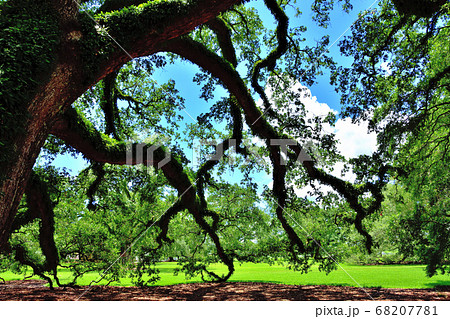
[50,106,235,281]
[161,36,385,252]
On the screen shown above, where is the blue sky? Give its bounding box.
[48,0,379,186]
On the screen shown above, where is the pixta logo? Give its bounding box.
[126,134,171,170]
[127,135,322,172]
[192,138,321,168]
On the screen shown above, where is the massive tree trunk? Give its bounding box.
[0,0,240,250]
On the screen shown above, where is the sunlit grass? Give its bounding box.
[1,262,449,289]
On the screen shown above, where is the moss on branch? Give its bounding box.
[98,0,150,13]
[96,0,191,42]
[51,107,128,164]
[207,17,238,67]
[99,71,121,139]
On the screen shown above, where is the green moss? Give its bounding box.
[0,0,60,181]
[65,107,127,162]
[78,0,193,83]
[78,13,115,84]
[96,0,192,44]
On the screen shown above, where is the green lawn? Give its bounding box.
[1,262,449,289]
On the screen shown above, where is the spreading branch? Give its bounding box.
[51,106,235,281]
[162,36,385,252]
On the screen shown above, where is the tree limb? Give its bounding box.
[207,17,238,67]
[250,0,289,112]
[89,0,243,82]
[50,106,235,280]
[100,71,121,139]
[161,36,384,252]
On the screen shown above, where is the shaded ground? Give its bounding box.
[0,280,449,301]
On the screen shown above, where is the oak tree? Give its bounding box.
[1,0,449,284]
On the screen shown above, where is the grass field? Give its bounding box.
[1,262,449,289]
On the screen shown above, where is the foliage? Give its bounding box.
[0,0,59,180]
[334,0,449,274]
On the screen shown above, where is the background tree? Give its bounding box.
[334,0,449,274]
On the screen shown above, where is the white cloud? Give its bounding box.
[334,118,377,159]
[266,82,378,198]
[294,84,377,160]
[253,80,378,199]
[267,81,377,160]
[380,61,392,77]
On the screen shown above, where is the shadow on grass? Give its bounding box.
[155,267,177,274]
[423,280,450,289]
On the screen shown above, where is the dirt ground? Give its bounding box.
[0,280,449,301]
